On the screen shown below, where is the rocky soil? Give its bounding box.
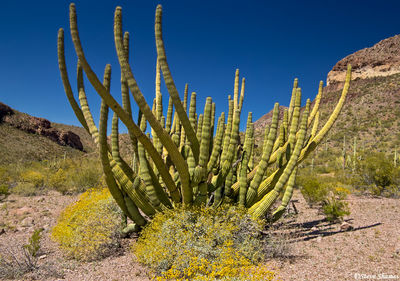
[0,190,399,281]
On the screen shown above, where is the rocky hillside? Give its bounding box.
[254,34,400,157]
[0,102,95,165]
[327,34,400,89]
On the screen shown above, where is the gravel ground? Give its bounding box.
[0,190,399,281]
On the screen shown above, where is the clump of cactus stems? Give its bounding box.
[58,3,352,228]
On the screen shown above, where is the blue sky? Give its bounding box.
[1,0,400,131]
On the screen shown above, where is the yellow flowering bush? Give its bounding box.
[133,205,278,281]
[20,170,45,187]
[48,168,67,190]
[51,187,123,261]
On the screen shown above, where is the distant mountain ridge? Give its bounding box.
[0,102,95,165]
[327,34,400,89]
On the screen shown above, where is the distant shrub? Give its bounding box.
[297,172,351,221]
[20,170,45,188]
[51,188,122,261]
[297,175,328,205]
[322,195,350,222]
[48,168,67,190]
[133,205,277,281]
[12,182,38,196]
[0,184,9,201]
[355,151,400,197]
[1,157,103,195]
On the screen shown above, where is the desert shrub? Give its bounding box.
[68,164,102,192]
[1,157,103,195]
[297,174,329,205]
[0,228,43,279]
[133,205,277,281]
[12,182,38,196]
[0,184,9,201]
[51,187,123,261]
[48,168,67,190]
[354,151,400,197]
[297,172,351,221]
[49,158,103,193]
[322,195,350,222]
[20,170,45,187]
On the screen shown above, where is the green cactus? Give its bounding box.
[58,3,351,223]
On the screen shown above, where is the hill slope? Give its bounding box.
[0,102,95,165]
[254,34,400,158]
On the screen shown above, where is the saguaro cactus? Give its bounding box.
[58,3,351,226]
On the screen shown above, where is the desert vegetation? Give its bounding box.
[1,2,400,281]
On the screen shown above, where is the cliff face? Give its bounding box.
[327,34,400,89]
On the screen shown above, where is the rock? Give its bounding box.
[310,226,318,232]
[340,222,353,231]
[395,245,400,255]
[21,217,34,227]
[38,255,47,260]
[316,236,322,243]
[0,102,13,121]
[14,206,34,216]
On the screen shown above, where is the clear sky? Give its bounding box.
[1,0,400,131]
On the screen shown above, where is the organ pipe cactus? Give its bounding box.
[58,3,352,226]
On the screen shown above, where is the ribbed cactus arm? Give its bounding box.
[78,64,112,145]
[288,78,298,123]
[270,166,297,222]
[99,100,147,226]
[199,98,213,168]
[233,69,240,111]
[114,6,193,204]
[246,103,279,207]
[57,29,89,133]
[120,32,139,160]
[154,5,200,163]
[298,64,352,163]
[250,101,309,219]
[308,81,323,126]
[238,78,245,113]
[165,97,173,133]
[309,111,320,140]
[239,113,253,207]
[68,3,179,203]
[288,88,302,149]
[207,112,225,174]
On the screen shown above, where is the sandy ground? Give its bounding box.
[0,190,399,281]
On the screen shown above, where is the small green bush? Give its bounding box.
[0,184,9,201]
[322,196,350,222]
[297,174,329,205]
[355,151,400,197]
[20,170,45,188]
[0,228,44,278]
[133,205,277,281]
[51,188,123,261]
[12,182,38,196]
